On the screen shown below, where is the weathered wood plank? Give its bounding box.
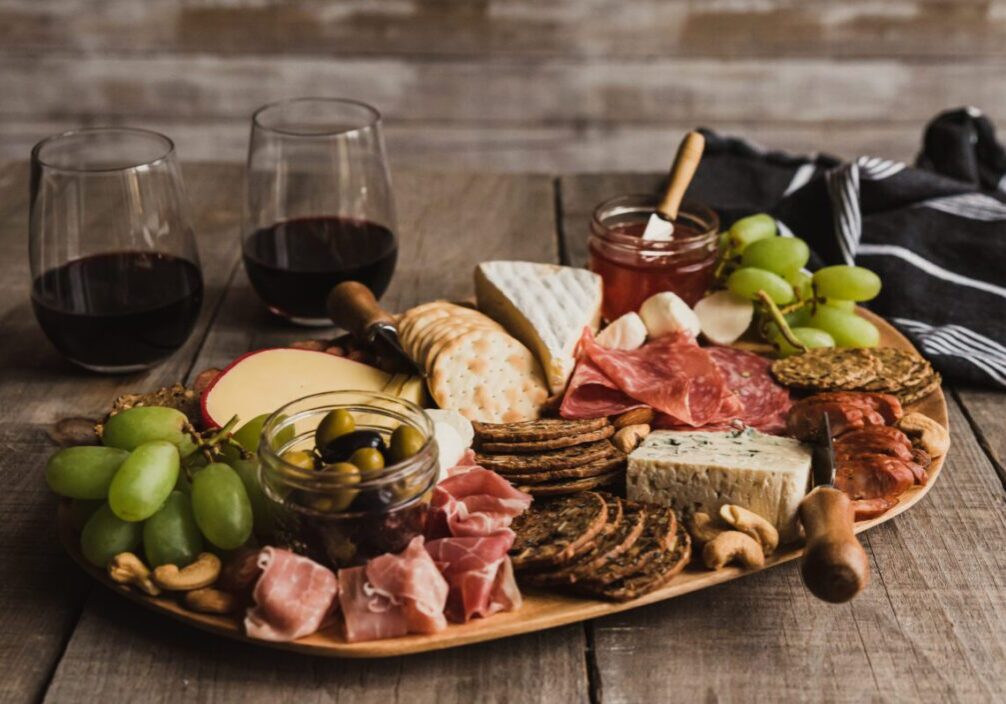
[0,120,932,175]
[0,161,240,702]
[41,169,591,704]
[2,55,1001,128]
[0,0,1003,59]
[953,388,1006,488]
[582,395,1006,703]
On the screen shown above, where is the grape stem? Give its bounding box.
[185,415,252,465]
[757,290,808,352]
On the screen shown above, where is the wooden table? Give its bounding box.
[2,163,1005,703]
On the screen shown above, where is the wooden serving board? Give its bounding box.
[57,310,948,658]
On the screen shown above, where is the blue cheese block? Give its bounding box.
[627,429,813,542]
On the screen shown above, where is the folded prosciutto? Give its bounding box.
[426,467,533,539]
[339,536,449,643]
[245,547,338,642]
[425,533,522,623]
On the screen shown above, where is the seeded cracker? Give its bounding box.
[475,440,620,473]
[898,371,942,405]
[575,505,678,588]
[473,417,611,442]
[770,347,882,390]
[510,492,608,570]
[517,470,622,496]
[478,425,615,453]
[503,454,626,484]
[593,520,692,602]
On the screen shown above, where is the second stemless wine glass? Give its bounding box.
[29,127,203,373]
[243,98,398,325]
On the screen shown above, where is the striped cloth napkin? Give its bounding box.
[689,109,1006,389]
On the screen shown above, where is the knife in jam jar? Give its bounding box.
[327,281,422,375]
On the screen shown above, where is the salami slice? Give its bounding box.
[706,346,792,433]
[559,356,645,419]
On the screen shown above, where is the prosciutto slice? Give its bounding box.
[339,536,449,643]
[425,533,521,622]
[245,547,338,642]
[426,467,533,539]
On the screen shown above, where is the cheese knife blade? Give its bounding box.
[326,281,423,376]
[810,414,837,488]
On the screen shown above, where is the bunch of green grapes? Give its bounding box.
[720,214,882,355]
[46,406,260,569]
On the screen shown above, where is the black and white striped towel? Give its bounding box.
[686,108,1006,389]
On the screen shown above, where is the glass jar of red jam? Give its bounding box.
[588,194,721,321]
[258,391,438,569]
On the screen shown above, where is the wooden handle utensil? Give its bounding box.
[657,131,706,221]
[798,486,870,603]
[327,281,394,339]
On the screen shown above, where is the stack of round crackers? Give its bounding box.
[397,301,549,423]
[473,418,625,496]
[509,492,691,602]
[770,347,941,405]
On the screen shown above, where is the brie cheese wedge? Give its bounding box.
[475,261,603,394]
[596,312,647,350]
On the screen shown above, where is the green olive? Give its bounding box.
[309,462,361,512]
[314,409,356,450]
[349,447,385,474]
[281,450,317,471]
[389,425,425,463]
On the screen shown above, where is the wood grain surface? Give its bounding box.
[1,163,1004,702]
[1,1,1005,170]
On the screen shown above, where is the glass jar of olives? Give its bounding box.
[258,391,438,569]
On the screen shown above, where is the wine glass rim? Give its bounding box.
[251,97,383,138]
[31,126,176,173]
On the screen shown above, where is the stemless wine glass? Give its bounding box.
[29,127,203,373]
[243,97,398,326]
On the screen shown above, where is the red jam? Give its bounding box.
[588,196,720,321]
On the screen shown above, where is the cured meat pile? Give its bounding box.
[561,330,791,433]
[787,391,929,519]
[243,463,531,643]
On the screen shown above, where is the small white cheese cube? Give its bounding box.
[596,312,648,350]
[627,429,812,542]
[639,291,701,338]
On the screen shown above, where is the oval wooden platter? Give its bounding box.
[57,310,948,658]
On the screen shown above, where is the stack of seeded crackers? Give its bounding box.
[508,492,691,602]
[473,418,625,496]
[771,347,941,405]
[397,301,549,423]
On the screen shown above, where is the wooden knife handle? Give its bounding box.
[327,281,394,339]
[657,131,706,221]
[798,486,870,603]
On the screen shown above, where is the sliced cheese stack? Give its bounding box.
[627,429,812,542]
[475,261,603,395]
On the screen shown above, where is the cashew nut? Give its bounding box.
[108,552,161,596]
[897,412,950,458]
[702,531,766,570]
[719,505,779,555]
[183,587,237,614]
[612,424,651,453]
[687,511,728,544]
[153,552,222,591]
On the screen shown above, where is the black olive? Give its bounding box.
[318,429,387,464]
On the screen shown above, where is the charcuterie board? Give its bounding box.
[57,309,947,658]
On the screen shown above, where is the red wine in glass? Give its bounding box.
[31,251,203,369]
[242,216,397,321]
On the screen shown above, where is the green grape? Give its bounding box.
[726,267,794,304]
[67,498,104,532]
[102,406,196,456]
[767,325,835,357]
[232,413,270,453]
[808,306,881,348]
[229,457,275,538]
[108,441,180,522]
[143,491,203,568]
[787,270,814,300]
[45,446,129,499]
[824,298,856,312]
[728,214,776,253]
[784,305,812,328]
[80,503,142,567]
[812,265,882,302]
[740,237,810,277]
[191,463,253,550]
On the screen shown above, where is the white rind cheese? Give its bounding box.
[596,312,648,350]
[475,261,603,394]
[627,429,812,542]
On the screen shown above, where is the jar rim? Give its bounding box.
[591,194,720,251]
[259,390,437,491]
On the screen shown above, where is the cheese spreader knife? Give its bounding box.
[798,414,870,603]
[641,130,706,241]
[326,281,423,376]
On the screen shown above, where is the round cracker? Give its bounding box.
[429,328,548,423]
[417,316,502,371]
[770,348,881,390]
